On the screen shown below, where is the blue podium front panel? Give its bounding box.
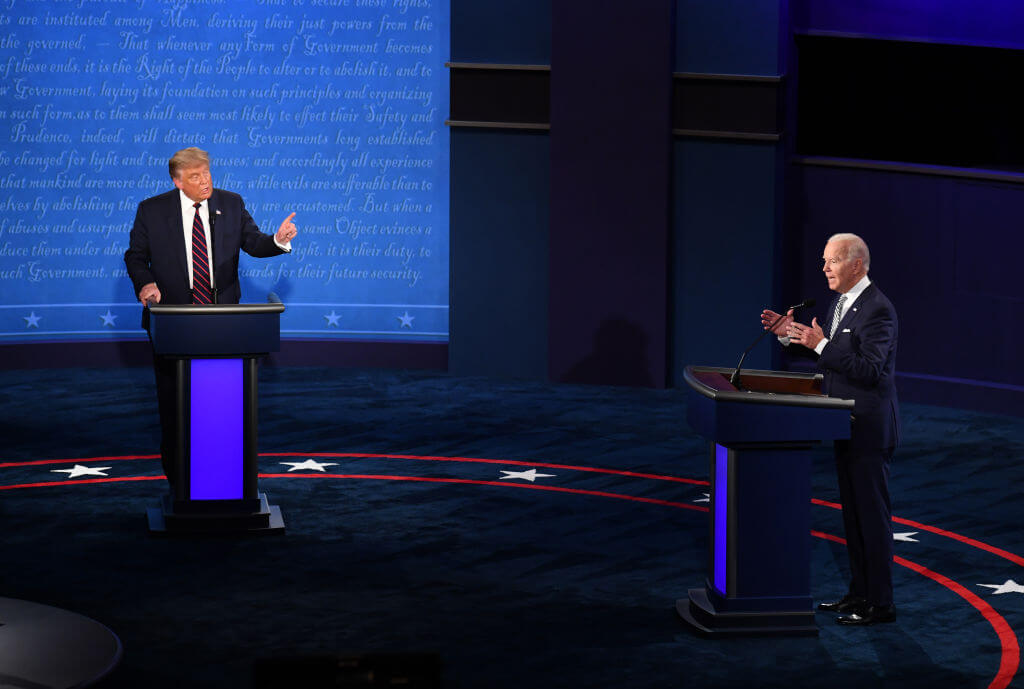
[190,359,244,500]
[713,443,729,596]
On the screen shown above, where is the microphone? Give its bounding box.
[729,298,816,390]
[267,292,282,304]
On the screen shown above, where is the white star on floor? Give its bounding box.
[51,464,112,478]
[100,310,118,327]
[978,579,1024,595]
[894,532,919,542]
[280,459,338,472]
[24,312,41,328]
[324,311,341,327]
[398,311,415,328]
[499,469,555,482]
[695,493,710,503]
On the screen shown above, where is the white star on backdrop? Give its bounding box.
[978,580,1024,595]
[894,532,919,542]
[499,469,555,482]
[51,465,112,478]
[280,459,338,472]
[324,311,341,327]
[100,310,117,327]
[695,493,710,503]
[24,312,41,328]
[398,311,415,328]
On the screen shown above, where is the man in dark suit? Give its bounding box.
[124,146,298,485]
[761,233,900,626]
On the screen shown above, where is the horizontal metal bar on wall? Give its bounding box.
[674,129,780,142]
[674,72,783,83]
[446,120,550,131]
[794,156,1024,185]
[446,62,551,71]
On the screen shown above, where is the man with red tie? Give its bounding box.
[124,147,298,485]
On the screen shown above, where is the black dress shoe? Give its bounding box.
[836,605,896,626]
[817,595,866,614]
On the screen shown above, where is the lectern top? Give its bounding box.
[148,303,283,356]
[684,365,853,410]
[149,303,285,315]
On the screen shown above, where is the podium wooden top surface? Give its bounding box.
[684,365,853,410]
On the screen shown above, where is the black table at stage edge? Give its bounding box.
[0,597,122,687]
[679,365,854,636]
[146,303,286,534]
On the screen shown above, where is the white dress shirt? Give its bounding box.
[178,190,213,291]
[813,274,872,355]
[177,190,292,291]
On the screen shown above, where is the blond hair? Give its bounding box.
[168,147,210,180]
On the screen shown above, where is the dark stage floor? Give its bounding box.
[0,366,1021,688]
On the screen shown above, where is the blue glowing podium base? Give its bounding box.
[678,366,854,637]
[146,304,286,535]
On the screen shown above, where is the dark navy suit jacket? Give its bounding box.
[816,283,901,451]
[124,188,284,326]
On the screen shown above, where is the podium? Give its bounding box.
[678,365,853,636]
[146,304,286,534]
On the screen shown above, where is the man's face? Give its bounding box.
[173,164,212,203]
[822,240,862,294]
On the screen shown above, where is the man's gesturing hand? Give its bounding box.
[761,308,793,335]
[786,317,825,349]
[276,212,297,244]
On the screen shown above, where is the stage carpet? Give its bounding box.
[0,366,1021,688]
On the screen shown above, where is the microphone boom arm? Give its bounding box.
[729,299,814,390]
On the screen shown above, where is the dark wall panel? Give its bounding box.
[451,0,551,64]
[793,165,1024,412]
[672,140,782,385]
[449,130,549,379]
[676,0,785,74]
[449,67,550,127]
[549,0,673,387]
[796,35,1024,172]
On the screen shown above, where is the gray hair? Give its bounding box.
[168,147,210,179]
[827,233,871,271]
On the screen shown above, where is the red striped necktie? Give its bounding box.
[191,202,213,304]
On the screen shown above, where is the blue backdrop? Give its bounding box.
[0,0,449,344]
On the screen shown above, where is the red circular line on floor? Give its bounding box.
[0,475,164,490]
[0,455,159,469]
[262,452,710,485]
[0,471,1016,688]
[3,455,1021,568]
[813,530,1019,689]
[0,452,709,486]
[813,498,1024,569]
[258,473,709,511]
[0,473,707,511]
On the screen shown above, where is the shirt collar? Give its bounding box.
[842,274,871,300]
[179,189,206,210]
